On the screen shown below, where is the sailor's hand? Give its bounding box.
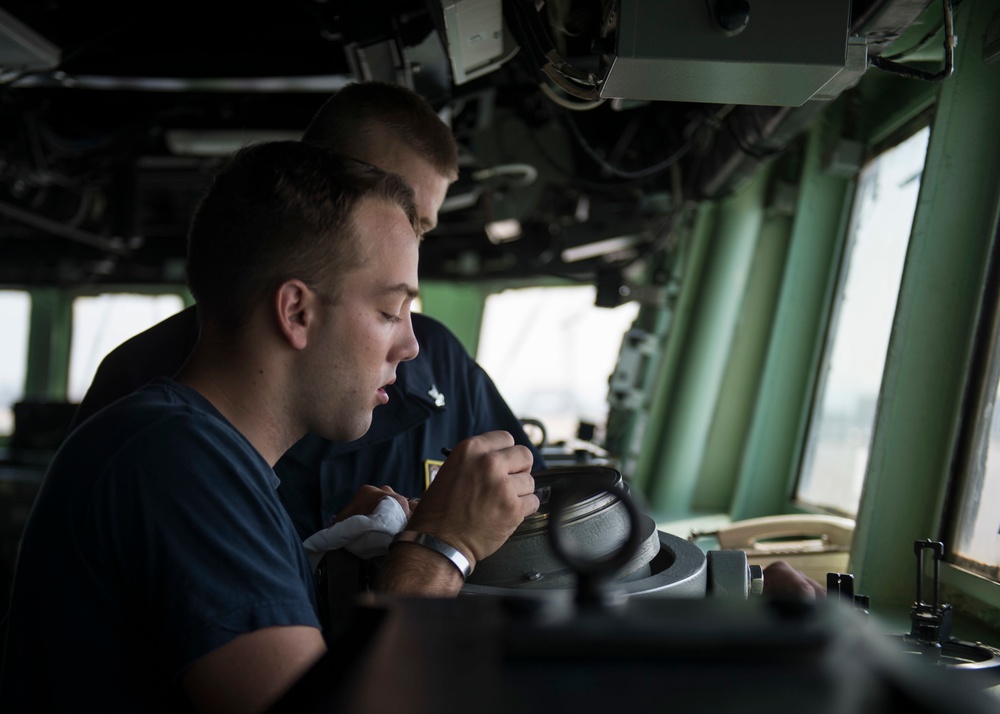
[407,431,538,567]
[762,560,825,599]
[329,484,412,526]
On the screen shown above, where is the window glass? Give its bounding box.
[796,127,930,516]
[476,285,640,445]
[68,294,185,402]
[951,327,1000,581]
[0,291,31,436]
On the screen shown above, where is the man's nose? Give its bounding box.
[395,315,419,363]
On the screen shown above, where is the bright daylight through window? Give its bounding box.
[477,285,640,446]
[0,291,31,436]
[951,316,1000,582]
[796,127,930,516]
[68,294,185,402]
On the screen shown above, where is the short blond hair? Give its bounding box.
[302,81,458,181]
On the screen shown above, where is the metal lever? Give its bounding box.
[548,480,642,611]
[826,572,870,617]
[905,539,953,652]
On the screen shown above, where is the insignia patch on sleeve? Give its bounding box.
[424,459,444,489]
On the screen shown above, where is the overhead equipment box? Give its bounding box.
[601,0,855,106]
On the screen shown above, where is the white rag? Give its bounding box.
[301,495,408,572]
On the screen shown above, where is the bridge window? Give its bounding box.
[795,126,931,516]
[0,291,31,437]
[951,307,1000,582]
[477,285,640,446]
[68,293,185,402]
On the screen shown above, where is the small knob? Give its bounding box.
[712,0,750,35]
[749,564,764,596]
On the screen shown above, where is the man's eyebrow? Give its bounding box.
[381,282,420,300]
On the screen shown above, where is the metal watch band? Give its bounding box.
[391,530,472,581]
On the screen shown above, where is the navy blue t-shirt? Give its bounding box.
[1,378,319,712]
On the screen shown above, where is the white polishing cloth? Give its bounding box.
[301,495,408,572]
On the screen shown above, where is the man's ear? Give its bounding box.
[274,279,315,351]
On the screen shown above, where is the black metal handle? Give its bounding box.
[547,479,643,608]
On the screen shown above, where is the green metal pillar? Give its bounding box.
[625,204,716,494]
[852,0,1000,606]
[695,193,796,513]
[648,165,772,518]
[730,111,854,520]
[24,288,73,400]
[613,203,715,492]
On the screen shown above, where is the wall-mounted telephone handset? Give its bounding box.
[714,514,855,554]
[691,514,855,585]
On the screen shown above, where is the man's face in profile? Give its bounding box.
[299,196,420,442]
